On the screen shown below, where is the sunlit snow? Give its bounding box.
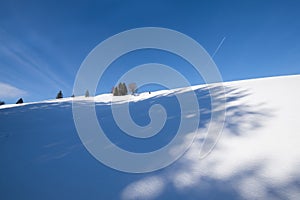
[1,75,299,200]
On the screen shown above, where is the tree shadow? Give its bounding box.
[116,85,288,200]
[1,85,297,200]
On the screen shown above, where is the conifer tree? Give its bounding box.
[113,83,129,96]
[118,82,123,95]
[122,83,128,95]
[85,90,90,97]
[16,98,23,104]
[56,90,63,99]
[111,87,115,93]
[113,87,119,96]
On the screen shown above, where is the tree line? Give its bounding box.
[112,82,137,96]
[0,82,138,106]
[56,82,137,99]
[56,89,90,99]
[0,98,23,105]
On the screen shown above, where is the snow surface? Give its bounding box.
[1,74,300,199]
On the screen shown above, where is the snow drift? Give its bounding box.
[0,74,300,200]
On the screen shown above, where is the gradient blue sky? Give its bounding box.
[0,0,299,103]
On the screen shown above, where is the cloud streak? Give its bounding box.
[0,29,70,90]
[0,82,27,99]
[0,26,73,102]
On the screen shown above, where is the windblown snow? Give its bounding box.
[1,74,300,200]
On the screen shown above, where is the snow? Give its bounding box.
[0,74,300,199]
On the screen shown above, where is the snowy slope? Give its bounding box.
[1,74,300,200]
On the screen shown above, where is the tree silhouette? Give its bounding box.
[113,87,119,96]
[16,98,23,104]
[122,83,128,95]
[113,83,128,96]
[56,90,63,99]
[118,83,123,95]
[85,90,90,97]
[111,87,115,94]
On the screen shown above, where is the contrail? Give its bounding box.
[212,37,226,58]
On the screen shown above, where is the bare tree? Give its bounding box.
[128,83,137,95]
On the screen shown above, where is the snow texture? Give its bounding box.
[0,74,300,200]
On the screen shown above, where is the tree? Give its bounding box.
[128,83,137,95]
[56,90,63,99]
[113,87,119,96]
[118,82,123,95]
[0,101,5,106]
[119,82,127,96]
[85,90,90,97]
[16,98,23,104]
[122,82,128,95]
[113,83,129,96]
[111,87,115,94]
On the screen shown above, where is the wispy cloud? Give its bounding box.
[0,26,73,101]
[0,28,70,89]
[0,82,27,99]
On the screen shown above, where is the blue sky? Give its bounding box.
[0,0,299,103]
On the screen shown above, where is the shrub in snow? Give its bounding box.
[0,101,5,105]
